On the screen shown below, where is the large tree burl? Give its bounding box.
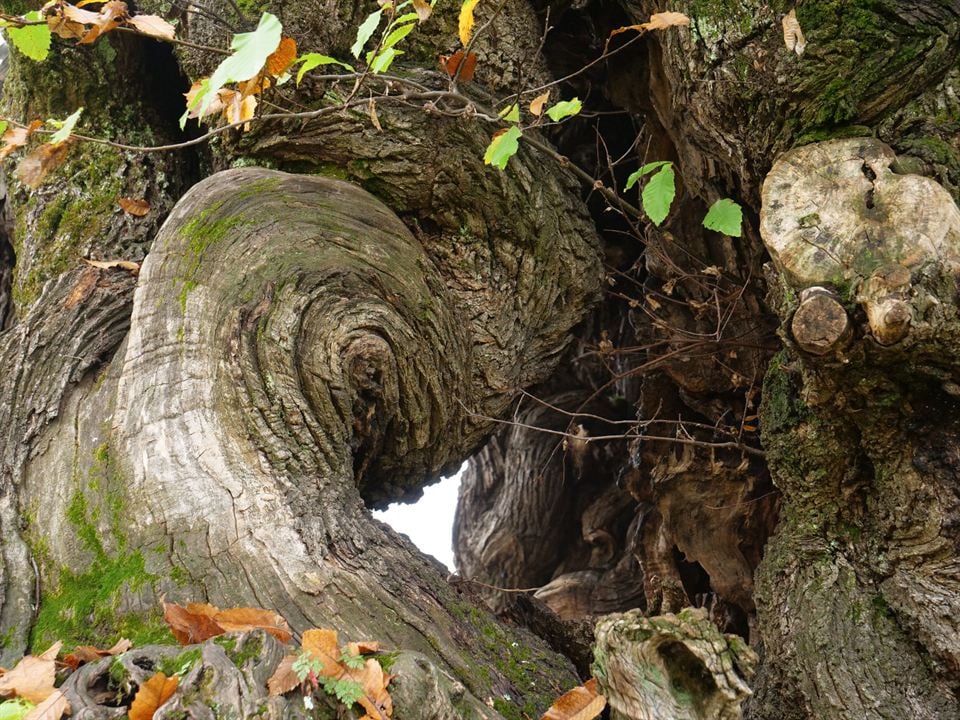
[761,138,960,348]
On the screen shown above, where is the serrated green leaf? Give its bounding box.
[368,47,402,73]
[331,678,364,706]
[49,107,82,145]
[6,11,51,62]
[624,160,671,190]
[498,104,520,122]
[295,53,354,84]
[340,649,365,670]
[183,12,283,127]
[702,197,743,237]
[351,10,383,58]
[382,20,415,50]
[0,698,35,720]
[545,97,582,122]
[483,126,522,170]
[641,164,675,226]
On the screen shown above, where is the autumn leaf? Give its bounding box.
[458,0,480,46]
[353,658,392,719]
[16,139,71,188]
[128,672,178,720]
[440,50,477,82]
[540,678,606,720]
[220,90,257,128]
[212,606,292,643]
[127,14,175,41]
[265,36,297,76]
[782,9,806,55]
[0,121,42,160]
[83,259,141,274]
[47,12,85,40]
[301,628,342,676]
[78,1,128,45]
[22,690,68,720]
[529,91,549,117]
[118,198,151,216]
[645,11,690,30]
[368,98,382,132]
[63,638,132,670]
[162,601,224,644]
[0,644,60,705]
[267,655,300,696]
[411,0,432,23]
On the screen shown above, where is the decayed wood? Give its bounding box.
[790,287,851,355]
[594,608,756,720]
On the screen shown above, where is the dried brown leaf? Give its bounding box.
[119,197,150,216]
[222,91,257,128]
[16,140,73,189]
[266,655,300,696]
[127,14,175,41]
[162,601,225,645]
[540,678,606,720]
[353,658,392,719]
[0,655,57,704]
[367,98,382,132]
[47,12,86,39]
[301,629,341,677]
[128,672,179,720]
[265,36,297,76]
[411,0,431,22]
[78,0,127,44]
[782,9,806,55]
[0,121,41,161]
[529,91,549,117]
[645,11,690,30]
[24,689,69,720]
[84,258,141,274]
[214,607,292,644]
[440,50,477,81]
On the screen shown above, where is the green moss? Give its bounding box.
[158,648,203,677]
[761,350,805,435]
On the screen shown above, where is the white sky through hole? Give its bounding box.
[373,464,464,571]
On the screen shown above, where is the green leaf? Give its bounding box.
[295,53,354,84]
[641,164,675,226]
[325,678,364,706]
[382,20,416,50]
[182,12,283,127]
[0,121,8,137]
[351,10,383,58]
[340,649,365,670]
[483,126,522,170]
[368,47,402,73]
[49,108,83,145]
[292,651,322,681]
[498,104,520,122]
[393,11,421,24]
[6,11,51,62]
[624,160,671,190]
[0,699,35,720]
[702,197,743,237]
[545,97,582,122]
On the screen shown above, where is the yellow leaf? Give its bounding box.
[458,0,480,46]
[128,672,179,720]
[529,91,549,117]
[782,9,806,55]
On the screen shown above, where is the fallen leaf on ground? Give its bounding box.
[541,678,605,720]
[0,647,59,705]
[128,672,178,720]
[63,638,132,670]
[266,655,300,696]
[23,690,68,720]
[162,601,292,645]
[301,629,342,676]
[212,607,292,643]
[353,658,392,719]
[162,601,224,645]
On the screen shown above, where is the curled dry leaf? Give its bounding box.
[411,0,431,23]
[78,0,128,44]
[213,606,292,643]
[128,672,178,720]
[267,655,300,696]
[23,689,69,720]
[63,638,132,670]
[368,98,382,132]
[782,9,806,55]
[440,50,477,81]
[118,197,150,216]
[162,601,224,644]
[540,678,606,720]
[354,658,392,719]
[265,36,297,76]
[84,258,141,274]
[607,11,689,42]
[0,121,43,161]
[127,14,175,41]
[162,601,292,645]
[529,91,550,117]
[16,140,73,189]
